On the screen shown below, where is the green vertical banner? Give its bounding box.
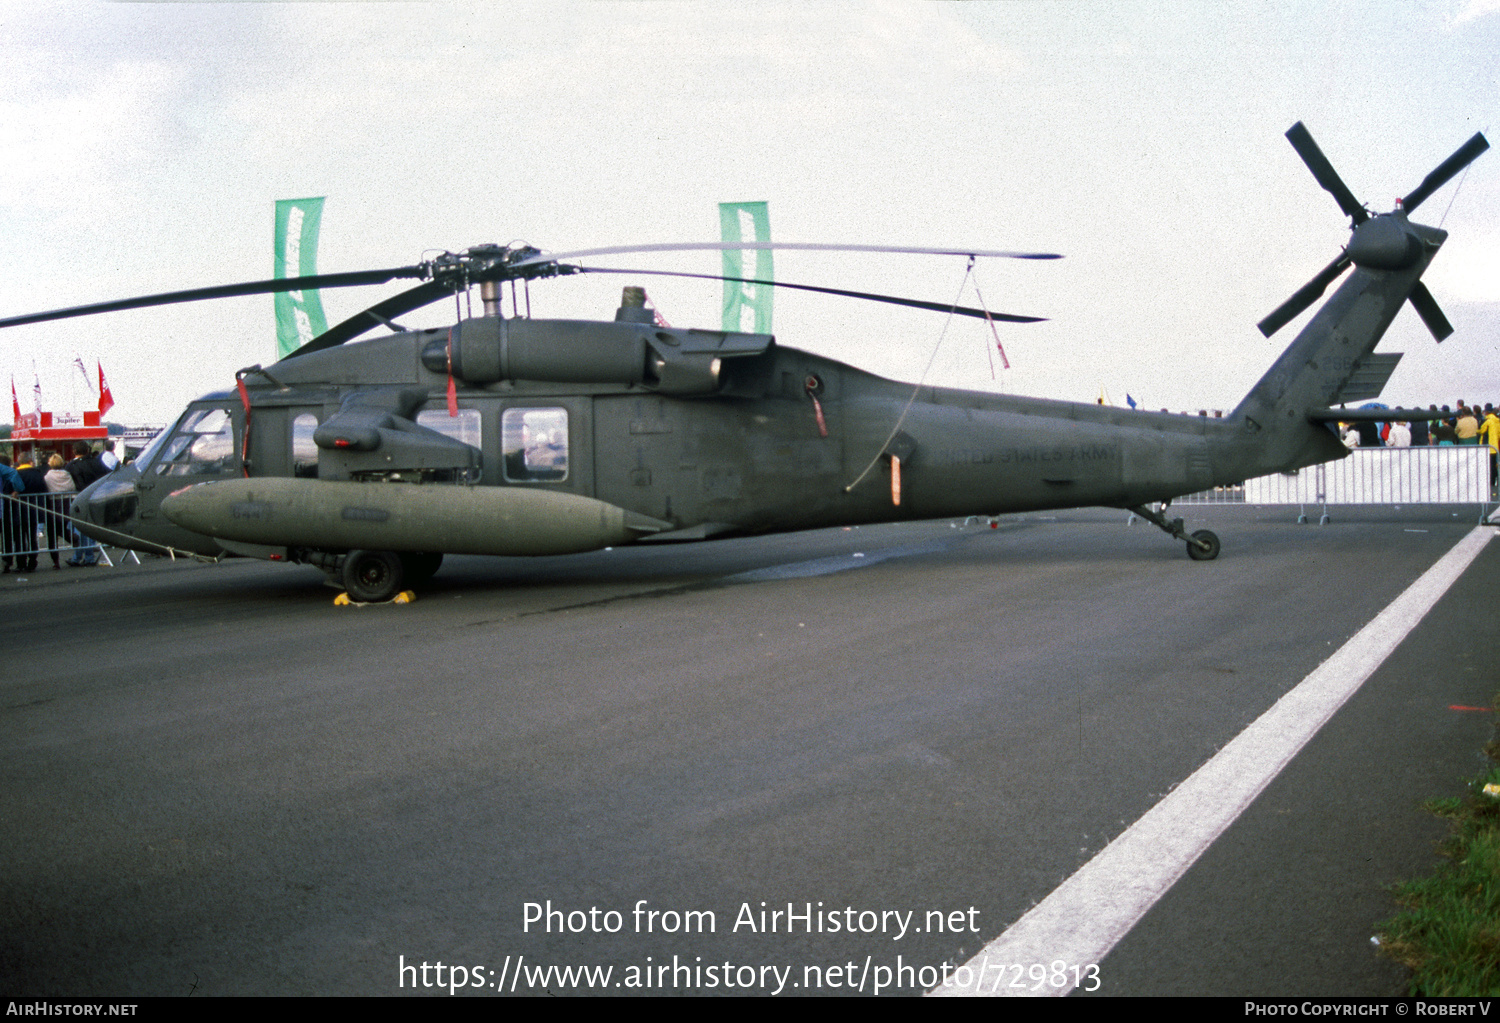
[719,201,772,334]
[274,197,329,358]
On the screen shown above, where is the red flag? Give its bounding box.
[97,362,115,416]
[10,378,19,423]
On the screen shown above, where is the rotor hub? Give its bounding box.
[1344,213,1426,271]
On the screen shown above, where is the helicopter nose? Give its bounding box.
[73,467,139,533]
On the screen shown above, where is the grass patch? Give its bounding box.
[1377,756,1500,996]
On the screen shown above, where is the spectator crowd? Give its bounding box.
[0,441,116,572]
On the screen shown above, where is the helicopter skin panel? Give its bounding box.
[159,477,671,557]
[586,359,1221,536]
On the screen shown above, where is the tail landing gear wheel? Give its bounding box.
[1127,504,1222,561]
[342,549,405,602]
[1187,529,1221,561]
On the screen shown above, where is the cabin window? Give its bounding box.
[155,407,237,476]
[292,413,319,478]
[502,407,568,482]
[416,408,482,449]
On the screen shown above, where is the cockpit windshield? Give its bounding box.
[142,407,238,477]
[130,423,174,472]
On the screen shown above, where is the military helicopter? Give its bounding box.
[2,123,1488,602]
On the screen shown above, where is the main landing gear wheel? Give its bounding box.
[1186,529,1220,561]
[342,549,405,603]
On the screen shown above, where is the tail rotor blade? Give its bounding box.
[1257,252,1351,337]
[1401,132,1490,214]
[1261,126,1488,341]
[1285,122,1368,225]
[1406,281,1454,342]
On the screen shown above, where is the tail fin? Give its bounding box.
[1223,123,1486,480]
[1229,214,1445,476]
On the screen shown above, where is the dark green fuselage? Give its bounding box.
[75,211,1446,562]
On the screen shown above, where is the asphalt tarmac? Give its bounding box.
[1,504,1495,997]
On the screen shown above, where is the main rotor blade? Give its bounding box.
[284,280,453,358]
[1401,132,1490,214]
[1406,281,1454,342]
[1257,251,1351,337]
[516,241,1063,267]
[1285,121,1368,225]
[578,266,1047,323]
[0,266,426,330]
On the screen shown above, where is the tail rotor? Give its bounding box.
[1257,123,1488,341]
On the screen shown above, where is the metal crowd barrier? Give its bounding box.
[1175,446,1494,523]
[1172,483,1247,506]
[0,490,129,568]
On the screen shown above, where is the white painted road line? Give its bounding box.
[932,525,1496,997]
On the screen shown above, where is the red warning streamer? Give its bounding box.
[446,328,459,417]
[806,376,828,438]
[235,373,252,477]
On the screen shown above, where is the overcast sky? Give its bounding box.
[2,0,1496,425]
